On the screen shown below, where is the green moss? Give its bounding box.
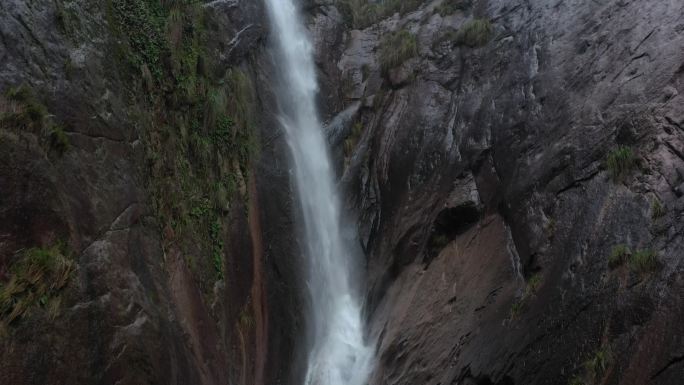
[608,244,631,268]
[454,19,493,48]
[0,244,74,325]
[606,146,637,181]
[379,29,418,73]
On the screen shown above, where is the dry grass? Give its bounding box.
[0,245,74,325]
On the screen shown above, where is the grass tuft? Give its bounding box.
[606,146,637,181]
[454,19,493,48]
[651,199,665,220]
[608,244,631,268]
[50,125,70,154]
[0,245,74,325]
[629,249,657,273]
[379,29,418,73]
[584,346,612,381]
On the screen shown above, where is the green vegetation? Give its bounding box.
[510,272,543,319]
[569,344,613,384]
[379,29,418,73]
[629,249,657,273]
[1,86,70,155]
[109,0,167,80]
[436,0,471,16]
[454,19,493,47]
[50,125,70,154]
[607,244,658,273]
[526,273,542,294]
[1,85,47,131]
[510,300,525,318]
[106,0,259,295]
[0,245,74,326]
[337,0,424,29]
[608,244,631,268]
[651,198,665,219]
[344,122,365,158]
[584,346,612,382]
[210,219,224,280]
[239,306,255,329]
[606,146,637,181]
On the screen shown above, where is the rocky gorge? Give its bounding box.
[0,0,683,385]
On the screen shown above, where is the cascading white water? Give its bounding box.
[263,1,373,385]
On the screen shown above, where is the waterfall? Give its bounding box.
[263,1,373,385]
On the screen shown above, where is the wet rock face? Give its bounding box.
[310,0,684,384]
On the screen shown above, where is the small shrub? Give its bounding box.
[629,249,657,273]
[608,244,631,268]
[454,19,493,48]
[568,376,585,385]
[379,29,418,73]
[606,146,637,181]
[651,199,665,219]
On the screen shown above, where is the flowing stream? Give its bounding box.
[264,1,373,385]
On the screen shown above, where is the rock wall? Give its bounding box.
[309,0,684,384]
[1,0,683,385]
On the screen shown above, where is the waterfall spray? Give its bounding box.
[263,1,373,384]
